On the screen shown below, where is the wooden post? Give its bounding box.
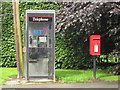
[16,0,23,77]
[12,0,22,78]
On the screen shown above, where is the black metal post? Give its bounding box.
[93,56,96,81]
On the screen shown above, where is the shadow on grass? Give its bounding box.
[56,70,82,78]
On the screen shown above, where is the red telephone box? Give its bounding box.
[90,35,101,56]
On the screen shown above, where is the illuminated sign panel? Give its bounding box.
[29,16,52,22]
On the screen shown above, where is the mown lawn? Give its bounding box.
[0,68,119,85]
[0,68,17,85]
[55,69,119,83]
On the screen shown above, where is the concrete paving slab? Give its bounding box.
[0,77,119,89]
[1,81,118,88]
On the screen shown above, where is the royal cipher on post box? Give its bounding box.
[90,35,101,56]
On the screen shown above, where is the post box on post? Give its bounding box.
[89,35,101,81]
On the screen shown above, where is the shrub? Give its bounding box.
[1,2,60,67]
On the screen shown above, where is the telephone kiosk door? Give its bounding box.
[25,10,55,80]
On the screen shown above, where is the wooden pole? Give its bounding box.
[15,0,23,77]
[12,0,22,78]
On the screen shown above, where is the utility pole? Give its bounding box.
[16,0,23,77]
[12,0,22,79]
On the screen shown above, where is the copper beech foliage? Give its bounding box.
[56,2,120,56]
[55,2,120,69]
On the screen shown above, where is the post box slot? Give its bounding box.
[93,39,100,40]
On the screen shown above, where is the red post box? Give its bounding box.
[90,35,101,56]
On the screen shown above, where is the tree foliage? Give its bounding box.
[56,2,120,69]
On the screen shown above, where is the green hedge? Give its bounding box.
[1,2,60,67]
[1,2,16,67]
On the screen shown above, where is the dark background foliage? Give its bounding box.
[56,2,120,73]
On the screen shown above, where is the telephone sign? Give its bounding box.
[90,35,101,56]
[29,16,52,22]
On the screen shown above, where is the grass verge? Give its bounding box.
[0,68,17,85]
[0,68,119,85]
[55,69,119,83]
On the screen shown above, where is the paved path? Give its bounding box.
[0,81,119,88]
